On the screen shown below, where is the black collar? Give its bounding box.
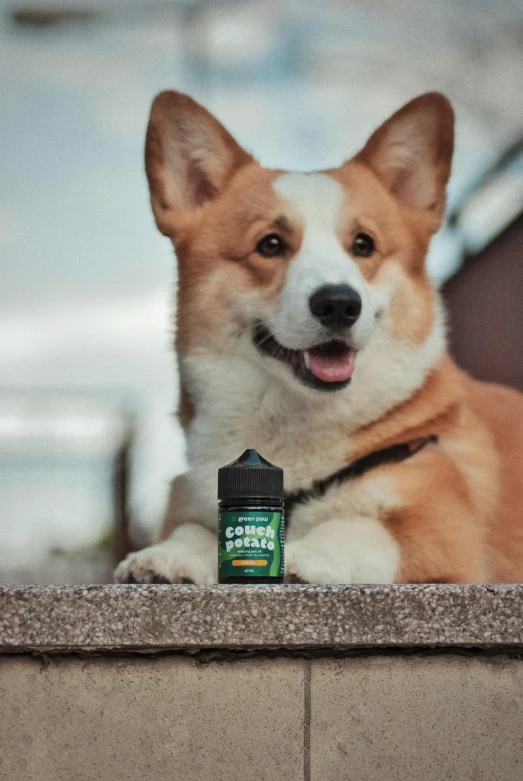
[284,435,438,523]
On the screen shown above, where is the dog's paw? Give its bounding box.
[285,540,334,584]
[114,538,217,585]
[285,519,399,584]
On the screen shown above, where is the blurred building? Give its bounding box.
[445,214,523,392]
[441,138,523,389]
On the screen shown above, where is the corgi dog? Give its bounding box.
[115,90,523,585]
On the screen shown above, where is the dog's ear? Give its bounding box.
[145,91,254,235]
[354,92,454,220]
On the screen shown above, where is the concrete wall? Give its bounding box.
[1,653,523,781]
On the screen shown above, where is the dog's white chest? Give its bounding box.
[183,354,357,528]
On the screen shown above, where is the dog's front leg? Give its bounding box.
[285,517,400,584]
[114,523,217,584]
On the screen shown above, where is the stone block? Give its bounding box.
[310,655,523,781]
[0,656,304,781]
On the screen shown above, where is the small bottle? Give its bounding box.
[218,449,284,584]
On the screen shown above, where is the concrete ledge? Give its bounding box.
[1,584,522,653]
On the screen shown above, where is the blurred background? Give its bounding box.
[1,0,522,583]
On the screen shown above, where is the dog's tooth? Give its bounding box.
[304,350,310,370]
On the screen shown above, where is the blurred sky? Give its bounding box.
[1,0,522,557]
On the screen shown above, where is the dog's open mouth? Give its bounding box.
[252,324,355,391]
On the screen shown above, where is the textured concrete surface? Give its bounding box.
[311,656,523,781]
[1,584,522,652]
[0,656,304,781]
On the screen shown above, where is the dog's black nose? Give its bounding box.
[309,285,362,329]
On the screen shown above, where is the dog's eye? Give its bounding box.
[352,233,375,257]
[256,233,285,258]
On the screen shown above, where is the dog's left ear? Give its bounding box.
[354,92,454,220]
[145,91,254,235]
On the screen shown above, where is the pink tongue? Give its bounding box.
[308,349,355,383]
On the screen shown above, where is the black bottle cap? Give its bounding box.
[218,449,284,501]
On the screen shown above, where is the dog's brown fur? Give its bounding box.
[115,90,523,585]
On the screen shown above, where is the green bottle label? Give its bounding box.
[218,510,284,580]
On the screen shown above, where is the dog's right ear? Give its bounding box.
[145,91,254,236]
